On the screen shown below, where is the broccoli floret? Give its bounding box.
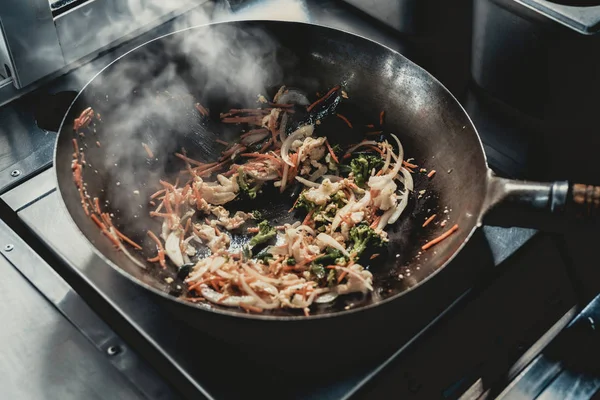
[310,264,326,280]
[349,223,386,257]
[249,220,276,247]
[286,257,296,266]
[237,168,262,199]
[314,248,347,266]
[293,192,317,212]
[255,248,274,263]
[327,269,337,287]
[350,155,384,187]
[251,210,263,220]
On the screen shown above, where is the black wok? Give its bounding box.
[54,21,599,371]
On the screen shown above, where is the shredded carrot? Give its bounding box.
[366,124,375,128]
[258,138,273,153]
[427,169,437,178]
[247,227,260,233]
[102,230,122,248]
[221,116,263,124]
[370,215,381,229]
[307,85,340,112]
[336,113,353,129]
[72,139,79,158]
[215,139,229,146]
[325,139,340,164]
[380,110,385,125]
[370,253,380,260]
[113,227,142,250]
[240,152,282,164]
[175,153,210,167]
[90,214,105,230]
[147,231,163,249]
[150,212,171,218]
[302,210,314,226]
[422,224,459,251]
[239,303,263,313]
[241,128,269,139]
[195,102,209,116]
[403,160,418,169]
[365,145,384,155]
[197,160,231,177]
[142,143,154,158]
[337,270,348,283]
[422,214,437,227]
[93,197,101,214]
[150,189,166,199]
[366,131,383,136]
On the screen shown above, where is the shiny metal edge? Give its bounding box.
[494,306,579,400]
[0,218,177,400]
[0,140,54,196]
[1,168,57,211]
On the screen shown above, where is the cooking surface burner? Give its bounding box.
[0,0,593,398]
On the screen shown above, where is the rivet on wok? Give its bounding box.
[106,345,121,356]
[4,244,14,252]
[10,170,21,177]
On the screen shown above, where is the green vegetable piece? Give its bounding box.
[349,222,386,257]
[349,154,384,187]
[310,264,326,280]
[237,168,262,199]
[249,220,276,247]
[286,257,296,266]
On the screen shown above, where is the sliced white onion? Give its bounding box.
[281,125,314,167]
[164,231,184,267]
[296,225,315,236]
[400,166,414,191]
[110,229,146,270]
[321,174,342,182]
[295,176,320,188]
[239,278,280,309]
[388,190,410,225]
[242,264,282,285]
[278,89,310,106]
[345,140,378,156]
[377,206,396,231]
[315,291,338,304]
[273,85,286,103]
[388,134,404,177]
[316,233,350,257]
[280,163,289,193]
[308,164,328,181]
[381,141,392,174]
[200,285,256,307]
[278,112,289,143]
[209,256,226,272]
[331,198,355,232]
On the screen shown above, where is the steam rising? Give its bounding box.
[77,1,298,237]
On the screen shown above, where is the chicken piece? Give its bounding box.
[243,159,280,181]
[164,230,184,267]
[212,210,252,230]
[193,174,239,205]
[335,264,373,294]
[193,223,231,253]
[368,175,398,211]
[303,179,343,205]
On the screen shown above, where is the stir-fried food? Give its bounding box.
[71,84,458,316]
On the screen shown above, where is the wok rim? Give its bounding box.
[53,19,490,322]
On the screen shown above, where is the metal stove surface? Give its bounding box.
[0,0,589,399]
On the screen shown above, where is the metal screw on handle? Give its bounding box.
[10,170,21,177]
[3,244,14,252]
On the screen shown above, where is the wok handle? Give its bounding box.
[482,175,600,230]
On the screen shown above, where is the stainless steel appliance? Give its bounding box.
[1,1,599,399]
